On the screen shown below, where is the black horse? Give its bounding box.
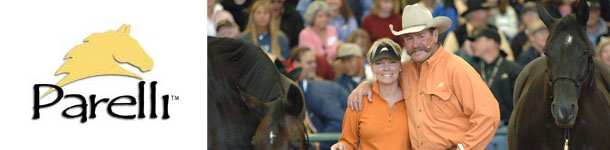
[208,37,308,149]
[508,1,610,149]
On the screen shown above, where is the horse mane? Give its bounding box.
[208,37,286,103]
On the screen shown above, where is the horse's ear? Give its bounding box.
[118,24,131,35]
[574,0,589,26]
[285,84,305,119]
[536,1,556,28]
[287,68,303,82]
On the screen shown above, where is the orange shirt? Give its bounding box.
[338,82,411,150]
[401,46,500,150]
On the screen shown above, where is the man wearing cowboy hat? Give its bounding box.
[347,3,500,150]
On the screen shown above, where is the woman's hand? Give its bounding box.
[347,81,373,111]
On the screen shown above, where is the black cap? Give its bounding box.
[461,0,492,17]
[587,0,601,9]
[369,44,401,63]
[468,27,501,44]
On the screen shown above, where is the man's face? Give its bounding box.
[529,28,549,51]
[521,11,539,26]
[217,26,239,38]
[295,51,317,79]
[402,29,438,63]
[469,9,490,28]
[472,37,493,57]
[341,56,364,77]
[587,9,601,27]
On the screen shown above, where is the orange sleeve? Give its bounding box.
[451,65,501,150]
[338,96,365,150]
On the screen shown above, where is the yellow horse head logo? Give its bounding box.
[41,24,153,98]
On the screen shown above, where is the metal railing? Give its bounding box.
[309,127,508,142]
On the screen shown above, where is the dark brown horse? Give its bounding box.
[508,1,610,149]
[208,37,308,149]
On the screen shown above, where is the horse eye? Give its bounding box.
[83,40,89,43]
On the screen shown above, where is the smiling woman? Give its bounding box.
[331,38,411,150]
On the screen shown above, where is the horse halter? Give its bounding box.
[546,48,595,99]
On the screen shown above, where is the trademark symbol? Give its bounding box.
[171,95,179,100]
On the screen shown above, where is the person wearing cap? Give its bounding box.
[347,3,500,150]
[586,0,609,49]
[469,27,522,150]
[443,0,515,61]
[334,43,367,92]
[511,2,539,58]
[216,20,239,39]
[516,19,549,67]
[331,38,411,150]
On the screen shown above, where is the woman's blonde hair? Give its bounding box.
[370,0,400,16]
[243,1,287,60]
[305,0,333,26]
[367,38,402,63]
[596,39,610,59]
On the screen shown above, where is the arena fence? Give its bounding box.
[309,127,509,142]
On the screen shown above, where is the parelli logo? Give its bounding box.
[33,24,175,123]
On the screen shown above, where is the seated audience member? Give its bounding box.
[267,0,305,48]
[443,0,515,61]
[239,1,290,60]
[327,0,358,42]
[289,48,349,149]
[334,44,366,92]
[299,0,343,62]
[298,0,373,26]
[348,29,375,80]
[362,0,403,46]
[517,20,548,67]
[289,47,322,80]
[488,0,519,41]
[511,2,538,58]
[586,0,609,49]
[220,0,254,31]
[331,38,411,150]
[469,29,521,150]
[596,39,610,70]
[216,20,240,39]
[419,0,459,33]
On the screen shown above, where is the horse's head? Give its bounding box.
[251,78,307,150]
[537,0,594,128]
[84,24,153,72]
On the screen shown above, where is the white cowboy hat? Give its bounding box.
[390,3,452,36]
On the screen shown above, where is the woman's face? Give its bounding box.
[354,37,369,56]
[313,10,330,28]
[326,0,341,13]
[601,45,610,68]
[379,0,395,14]
[521,11,539,25]
[254,6,271,28]
[372,58,401,85]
